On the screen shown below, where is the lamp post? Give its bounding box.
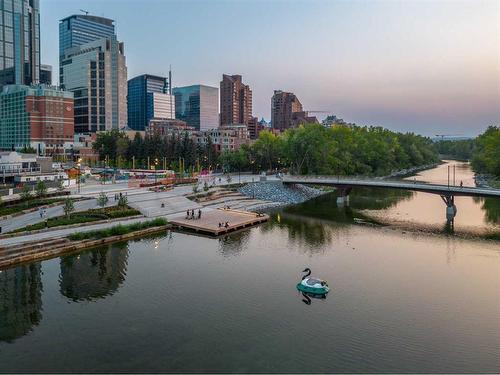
[154,158,159,185]
[77,157,82,193]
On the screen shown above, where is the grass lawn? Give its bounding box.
[68,218,167,241]
[12,206,141,233]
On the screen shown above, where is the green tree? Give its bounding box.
[35,180,47,198]
[20,185,32,201]
[63,198,74,218]
[97,192,109,210]
[117,194,128,208]
[253,130,282,171]
[471,126,500,177]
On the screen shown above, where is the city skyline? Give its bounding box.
[40,0,500,136]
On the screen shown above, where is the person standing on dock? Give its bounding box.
[198,209,201,219]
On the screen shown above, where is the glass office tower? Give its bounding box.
[0,0,40,88]
[59,15,115,59]
[127,74,173,131]
[173,85,218,131]
[60,36,127,133]
[59,15,127,133]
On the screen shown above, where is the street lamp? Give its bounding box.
[154,158,159,185]
[77,157,82,193]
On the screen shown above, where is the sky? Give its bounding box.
[41,0,500,137]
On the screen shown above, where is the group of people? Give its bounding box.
[186,209,202,220]
[218,222,230,228]
[113,192,125,201]
[38,208,47,218]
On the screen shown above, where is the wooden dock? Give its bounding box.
[170,208,269,236]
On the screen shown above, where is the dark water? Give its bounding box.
[0,162,499,373]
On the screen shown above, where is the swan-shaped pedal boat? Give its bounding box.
[296,268,329,295]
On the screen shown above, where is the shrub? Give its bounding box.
[68,218,167,241]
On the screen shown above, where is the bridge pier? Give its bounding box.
[440,195,457,221]
[336,187,352,206]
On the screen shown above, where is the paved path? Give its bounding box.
[0,216,151,247]
[0,172,277,237]
[0,198,109,233]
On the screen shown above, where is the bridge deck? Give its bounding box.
[282,176,500,198]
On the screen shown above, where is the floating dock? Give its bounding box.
[170,208,269,236]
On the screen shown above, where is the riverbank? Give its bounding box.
[384,162,440,179]
[474,173,500,189]
[0,219,169,269]
[238,182,327,211]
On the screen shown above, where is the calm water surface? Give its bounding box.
[0,161,499,373]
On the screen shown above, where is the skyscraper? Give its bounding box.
[0,0,40,88]
[271,90,303,131]
[59,15,127,133]
[220,74,252,126]
[59,14,115,59]
[40,64,52,85]
[173,85,218,131]
[127,74,174,131]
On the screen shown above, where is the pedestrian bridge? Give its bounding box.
[282,175,500,221]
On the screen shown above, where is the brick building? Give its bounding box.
[220,74,253,126]
[195,124,250,153]
[0,85,74,155]
[271,90,304,131]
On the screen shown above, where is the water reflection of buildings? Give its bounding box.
[59,244,129,301]
[0,264,43,342]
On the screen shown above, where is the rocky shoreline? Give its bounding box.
[383,162,440,179]
[474,174,498,189]
[238,181,327,211]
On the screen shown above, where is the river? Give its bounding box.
[0,161,498,373]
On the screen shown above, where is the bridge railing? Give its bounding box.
[282,174,500,194]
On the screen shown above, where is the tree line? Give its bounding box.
[470,126,500,178]
[433,139,474,161]
[434,126,500,178]
[92,130,217,170]
[221,124,438,176]
[91,124,440,176]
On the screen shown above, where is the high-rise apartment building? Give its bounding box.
[220,74,252,126]
[0,0,40,88]
[0,85,74,152]
[59,15,127,133]
[128,74,174,131]
[173,85,218,131]
[271,90,304,131]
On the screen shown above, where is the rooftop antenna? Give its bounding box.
[169,65,173,119]
[80,9,89,15]
[169,65,172,95]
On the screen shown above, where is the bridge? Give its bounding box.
[282,175,500,221]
